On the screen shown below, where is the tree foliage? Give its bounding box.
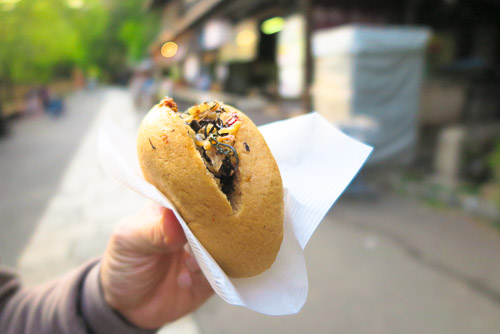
[0,0,159,84]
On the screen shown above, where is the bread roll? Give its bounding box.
[137,97,283,277]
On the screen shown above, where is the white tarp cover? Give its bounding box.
[312,25,430,164]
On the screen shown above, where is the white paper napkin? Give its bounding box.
[97,112,372,315]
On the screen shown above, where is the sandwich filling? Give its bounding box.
[161,98,241,196]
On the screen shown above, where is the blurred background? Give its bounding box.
[1,0,500,333]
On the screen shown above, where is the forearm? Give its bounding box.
[0,260,94,334]
[0,259,157,334]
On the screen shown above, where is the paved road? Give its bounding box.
[1,87,499,334]
[195,196,500,334]
[0,90,104,266]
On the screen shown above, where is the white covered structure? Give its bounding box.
[312,25,430,164]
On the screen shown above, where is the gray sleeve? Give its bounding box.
[0,259,158,334]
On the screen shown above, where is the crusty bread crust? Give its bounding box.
[137,103,284,277]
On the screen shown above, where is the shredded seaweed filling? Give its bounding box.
[181,102,240,197]
[198,135,237,196]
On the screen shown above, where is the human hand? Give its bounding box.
[100,203,213,329]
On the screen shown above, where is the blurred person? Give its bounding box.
[139,75,156,111]
[38,86,65,118]
[0,204,213,334]
[24,88,43,117]
[130,60,156,112]
[130,72,157,112]
[130,71,145,105]
[157,74,173,101]
[38,86,50,110]
[87,67,100,91]
[72,68,86,90]
[197,70,212,91]
[45,95,65,118]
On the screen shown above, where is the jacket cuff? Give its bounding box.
[81,263,157,334]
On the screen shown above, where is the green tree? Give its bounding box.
[0,0,158,87]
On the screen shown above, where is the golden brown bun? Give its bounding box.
[137,102,284,277]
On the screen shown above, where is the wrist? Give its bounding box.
[99,265,163,330]
[83,262,158,333]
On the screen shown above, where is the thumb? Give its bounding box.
[158,207,187,251]
[122,203,187,254]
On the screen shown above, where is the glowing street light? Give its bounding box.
[161,42,178,58]
[261,17,285,35]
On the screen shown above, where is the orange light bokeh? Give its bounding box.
[160,42,178,58]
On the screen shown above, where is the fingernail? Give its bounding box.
[183,243,193,255]
[177,271,192,287]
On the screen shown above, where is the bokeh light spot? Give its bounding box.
[161,42,178,58]
[261,17,284,35]
[236,30,257,47]
[67,0,84,9]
